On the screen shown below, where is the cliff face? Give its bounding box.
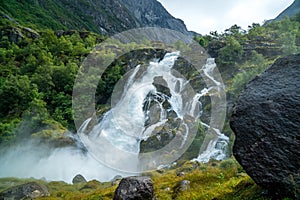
[118,0,190,35]
[53,0,139,35]
[274,0,300,21]
[0,0,190,35]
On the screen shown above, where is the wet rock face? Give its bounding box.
[113,176,154,200]
[230,54,300,198]
[0,182,50,199]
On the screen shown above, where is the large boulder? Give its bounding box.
[113,176,154,200]
[72,174,87,184]
[230,54,300,198]
[0,182,50,199]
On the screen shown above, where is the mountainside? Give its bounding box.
[1,1,300,198]
[0,0,189,35]
[118,0,189,35]
[272,0,300,21]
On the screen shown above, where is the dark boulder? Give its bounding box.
[230,54,300,199]
[72,174,87,184]
[0,182,50,199]
[153,76,171,97]
[113,176,154,200]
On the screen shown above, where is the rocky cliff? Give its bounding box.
[118,0,190,35]
[0,0,190,35]
[265,0,300,24]
[274,0,300,21]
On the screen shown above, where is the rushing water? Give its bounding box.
[79,52,228,172]
[191,58,229,163]
[0,51,228,182]
[79,52,191,172]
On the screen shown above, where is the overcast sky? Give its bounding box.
[157,0,294,34]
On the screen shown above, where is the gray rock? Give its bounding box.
[0,182,50,199]
[118,0,191,35]
[21,26,39,39]
[7,27,24,43]
[112,175,123,182]
[1,13,18,24]
[111,175,123,186]
[172,180,190,199]
[175,180,190,192]
[176,172,185,177]
[230,54,300,199]
[72,174,87,184]
[153,76,171,97]
[113,176,154,200]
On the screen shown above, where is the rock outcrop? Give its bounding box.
[172,179,191,199]
[1,13,40,43]
[174,180,190,192]
[118,0,190,35]
[230,54,300,198]
[72,174,87,184]
[0,182,50,199]
[113,176,154,200]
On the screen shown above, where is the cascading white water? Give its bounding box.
[79,52,229,171]
[79,52,194,172]
[0,52,228,183]
[192,58,229,163]
[192,122,229,163]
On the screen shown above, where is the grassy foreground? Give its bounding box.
[0,158,273,200]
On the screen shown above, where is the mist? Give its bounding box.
[0,138,134,183]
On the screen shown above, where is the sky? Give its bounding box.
[157,0,294,35]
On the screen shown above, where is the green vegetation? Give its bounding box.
[0,4,300,199]
[0,0,102,33]
[1,4,300,146]
[152,159,269,200]
[0,16,161,144]
[194,17,300,144]
[0,159,275,200]
[0,16,107,144]
[0,0,139,35]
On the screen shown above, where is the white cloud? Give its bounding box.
[157,0,294,34]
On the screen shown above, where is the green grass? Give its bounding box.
[0,158,273,200]
[151,159,269,200]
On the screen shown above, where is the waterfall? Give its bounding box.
[79,52,228,172]
[0,51,228,183]
[79,52,190,172]
[192,58,229,163]
[192,122,229,163]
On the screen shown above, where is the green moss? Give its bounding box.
[0,159,285,200]
[0,177,47,192]
[152,160,270,200]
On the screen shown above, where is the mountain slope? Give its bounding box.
[0,0,138,34]
[118,0,189,35]
[273,0,300,21]
[0,0,190,35]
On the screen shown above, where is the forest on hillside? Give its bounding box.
[1,14,300,146]
[0,4,300,198]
